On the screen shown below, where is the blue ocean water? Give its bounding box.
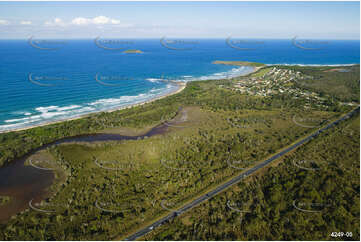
[0,38,359,132]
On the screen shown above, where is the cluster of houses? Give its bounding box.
[222,67,325,107]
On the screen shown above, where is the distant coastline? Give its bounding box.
[213,60,359,67]
[265,63,359,66]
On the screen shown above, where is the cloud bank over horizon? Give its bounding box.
[0,2,359,39]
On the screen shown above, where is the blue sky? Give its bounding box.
[0,1,359,39]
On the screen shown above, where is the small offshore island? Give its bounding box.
[0,61,359,241]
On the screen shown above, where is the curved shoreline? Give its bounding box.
[0,63,254,134]
[0,82,186,134]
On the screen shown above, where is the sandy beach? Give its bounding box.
[0,82,187,134]
[0,64,259,134]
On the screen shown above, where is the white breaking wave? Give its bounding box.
[0,66,252,132]
[57,105,81,111]
[145,66,254,84]
[5,115,42,123]
[0,83,178,132]
[35,106,59,112]
[185,66,254,81]
[146,78,164,83]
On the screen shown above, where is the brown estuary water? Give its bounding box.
[0,108,187,222]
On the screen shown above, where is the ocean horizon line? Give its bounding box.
[0,38,360,41]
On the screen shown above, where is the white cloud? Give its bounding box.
[93,16,110,24]
[71,16,127,26]
[0,19,10,25]
[20,20,32,25]
[71,17,91,25]
[45,18,65,27]
[41,16,131,28]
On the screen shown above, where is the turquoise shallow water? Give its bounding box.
[0,38,359,132]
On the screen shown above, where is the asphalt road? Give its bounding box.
[124,107,360,241]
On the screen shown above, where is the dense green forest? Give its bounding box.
[0,64,359,240]
[145,114,360,241]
